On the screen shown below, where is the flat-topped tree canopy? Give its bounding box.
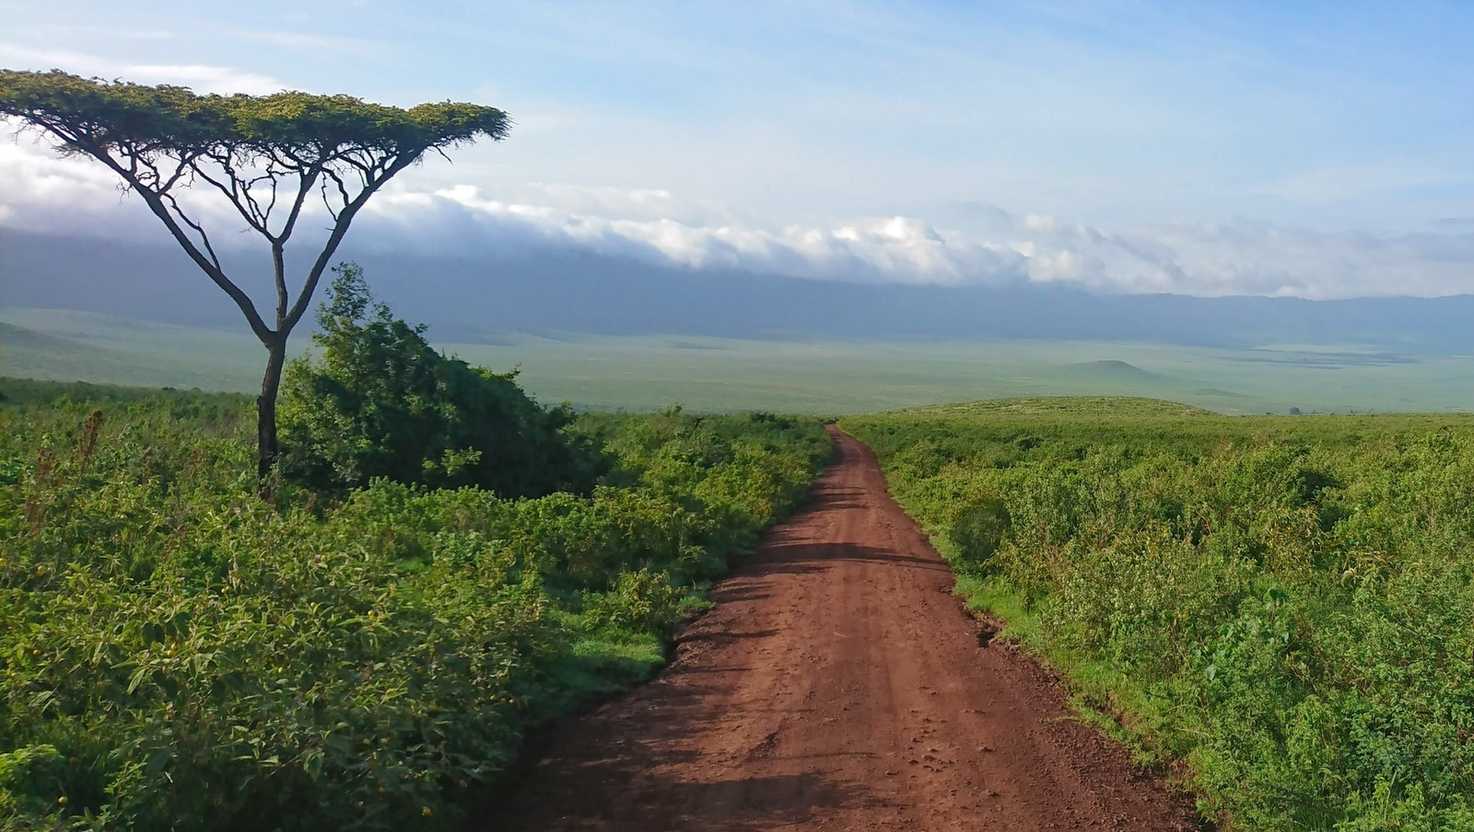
[0,70,509,331]
[0,68,511,488]
[0,68,508,161]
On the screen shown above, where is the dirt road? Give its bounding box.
[490,428,1196,831]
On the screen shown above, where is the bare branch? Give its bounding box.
[157,159,193,194]
[56,136,275,342]
[320,166,352,222]
[318,175,342,222]
[161,192,222,273]
[278,165,320,243]
[256,171,280,224]
[283,151,417,333]
[190,151,270,236]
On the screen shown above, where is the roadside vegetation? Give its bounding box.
[844,398,1474,831]
[0,283,830,829]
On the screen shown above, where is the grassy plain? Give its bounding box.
[6,306,1474,414]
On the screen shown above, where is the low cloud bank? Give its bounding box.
[2,142,1472,300]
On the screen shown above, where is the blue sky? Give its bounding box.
[3,1,1474,297]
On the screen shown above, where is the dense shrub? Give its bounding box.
[0,381,829,829]
[582,569,685,634]
[279,264,605,497]
[844,398,1474,831]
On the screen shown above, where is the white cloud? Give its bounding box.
[2,142,1473,300]
[123,64,286,95]
[0,44,287,94]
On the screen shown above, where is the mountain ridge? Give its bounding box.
[4,227,1473,353]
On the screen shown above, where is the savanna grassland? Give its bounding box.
[10,305,1474,416]
[0,377,829,829]
[843,398,1474,830]
[9,340,1474,830]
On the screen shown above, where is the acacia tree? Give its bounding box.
[0,69,509,489]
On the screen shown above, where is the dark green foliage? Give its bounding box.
[0,381,829,829]
[279,265,603,496]
[0,377,240,409]
[948,497,1010,569]
[844,399,1474,831]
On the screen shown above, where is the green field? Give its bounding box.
[842,399,1474,830]
[7,306,1474,414]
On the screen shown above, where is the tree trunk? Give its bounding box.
[257,338,287,496]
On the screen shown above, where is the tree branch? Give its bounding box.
[282,152,415,333]
[52,132,276,344]
[161,192,223,273]
[278,166,320,243]
[190,152,270,236]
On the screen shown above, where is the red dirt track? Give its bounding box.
[491,428,1197,831]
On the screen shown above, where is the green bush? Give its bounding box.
[279,264,605,497]
[843,399,1474,831]
[0,380,829,829]
[948,496,1010,570]
[0,744,65,828]
[583,569,684,634]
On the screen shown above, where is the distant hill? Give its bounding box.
[1068,359,1158,379]
[894,396,1216,419]
[1046,358,1211,403]
[0,320,79,351]
[5,227,1474,352]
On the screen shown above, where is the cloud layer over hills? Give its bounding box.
[4,139,1473,301]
